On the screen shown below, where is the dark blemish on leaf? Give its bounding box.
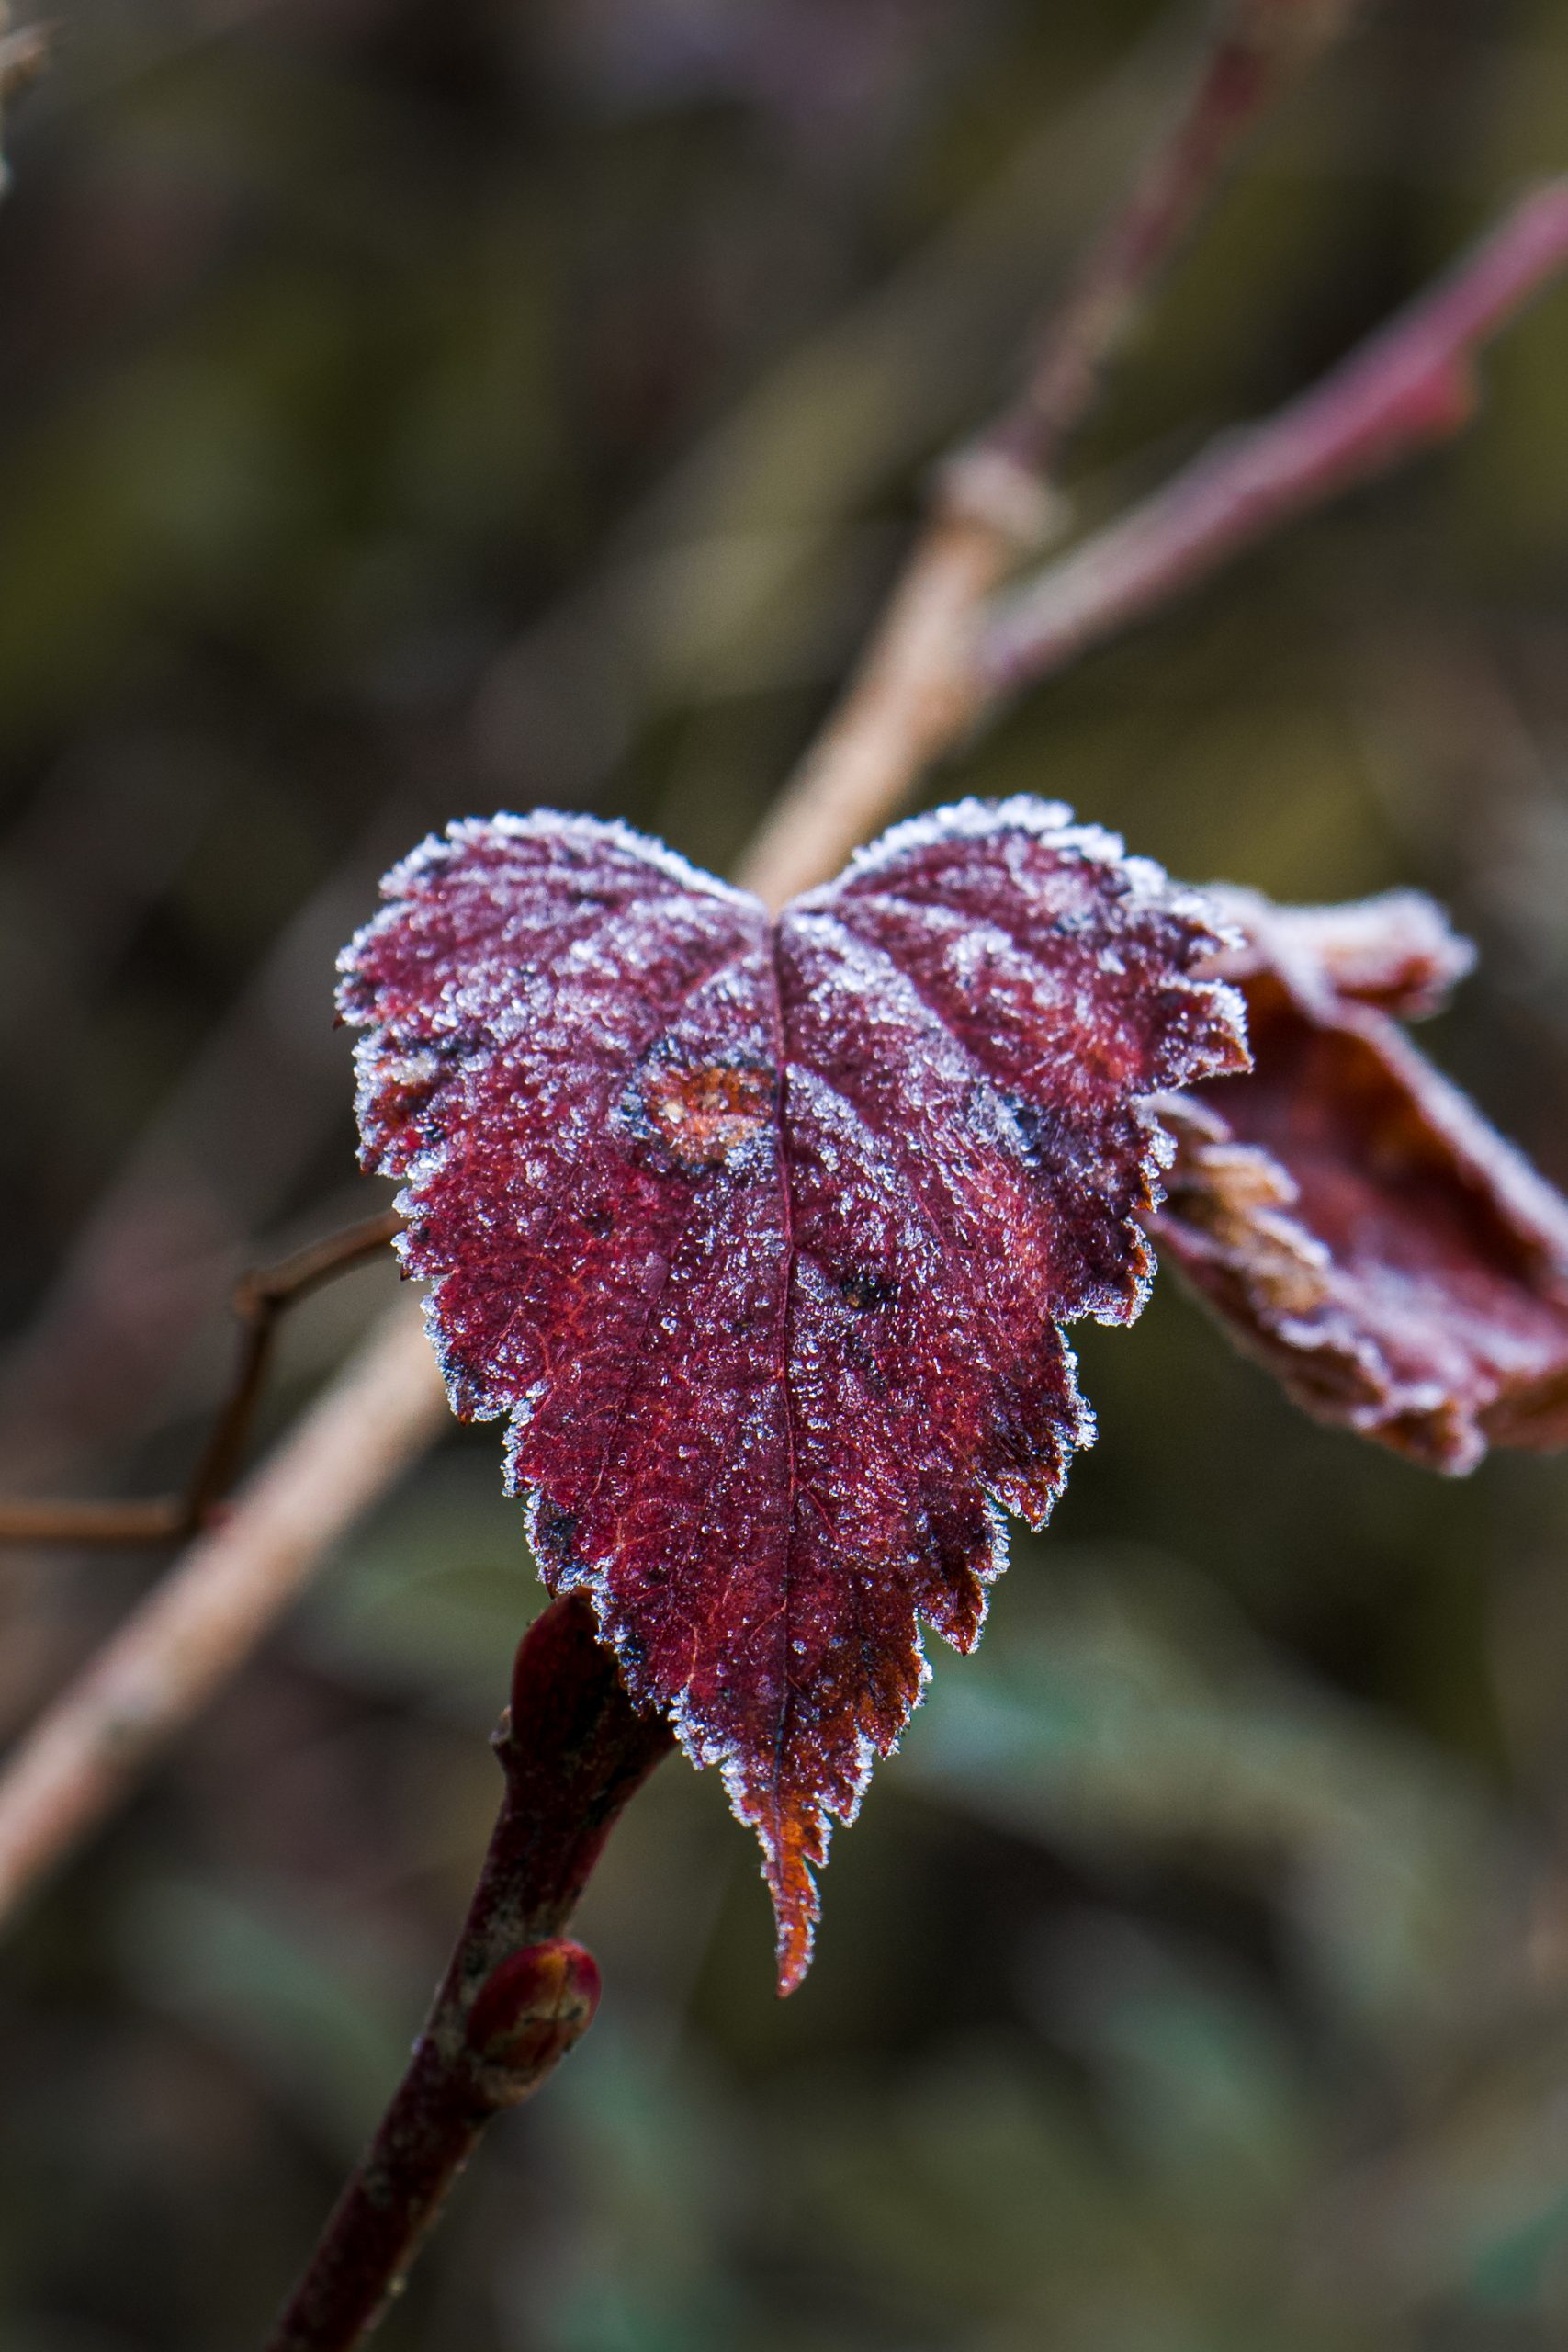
[432,1025,487,1062]
[375,1068,439,1135]
[374,1028,483,1136]
[532,1497,579,1569]
[582,1203,615,1238]
[996,1090,1073,1177]
[839,1270,898,1312]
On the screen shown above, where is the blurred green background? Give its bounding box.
[3,0,1568,2345]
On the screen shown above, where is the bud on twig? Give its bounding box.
[465,1939,602,2106]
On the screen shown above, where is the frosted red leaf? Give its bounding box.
[1154,887,1568,1473]
[339,798,1247,1989]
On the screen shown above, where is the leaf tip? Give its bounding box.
[727,1764,826,1995]
[767,1829,821,1997]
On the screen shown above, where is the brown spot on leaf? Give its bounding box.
[637,1056,774,1172]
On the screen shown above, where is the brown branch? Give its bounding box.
[736,0,1357,910]
[0,1496,192,1545]
[0,1302,447,1926]
[0,8,45,202]
[980,181,1568,698]
[0,6,48,131]
[971,0,1359,492]
[263,1597,674,2352]
[0,16,46,101]
[0,1210,403,1548]
[184,1209,405,1525]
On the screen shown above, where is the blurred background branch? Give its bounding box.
[0,1303,445,1928]
[0,1208,401,1546]
[737,0,1363,906]
[981,180,1568,700]
[0,6,47,196]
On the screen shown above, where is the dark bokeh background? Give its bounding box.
[3,0,1568,2344]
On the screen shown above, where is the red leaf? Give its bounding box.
[1154,888,1568,1473]
[339,799,1247,1989]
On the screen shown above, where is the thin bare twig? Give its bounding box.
[0,1301,446,1925]
[981,180,1568,698]
[737,0,1357,909]
[0,1210,402,1547]
[967,0,1359,492]
[185,1210,405,1525]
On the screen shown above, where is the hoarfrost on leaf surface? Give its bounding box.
[1154,887,1568,1474]
[339,797,1248,1990]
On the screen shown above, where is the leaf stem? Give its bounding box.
[262,1596,673,2352]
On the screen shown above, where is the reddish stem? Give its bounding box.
[262,1597,674,2352]
[964,0,1358,498]
[739,0,1359,910]
[980,182,1568,695]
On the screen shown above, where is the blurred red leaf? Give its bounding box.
[340,799,1245,1988]
[1154,888,1568,1473]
